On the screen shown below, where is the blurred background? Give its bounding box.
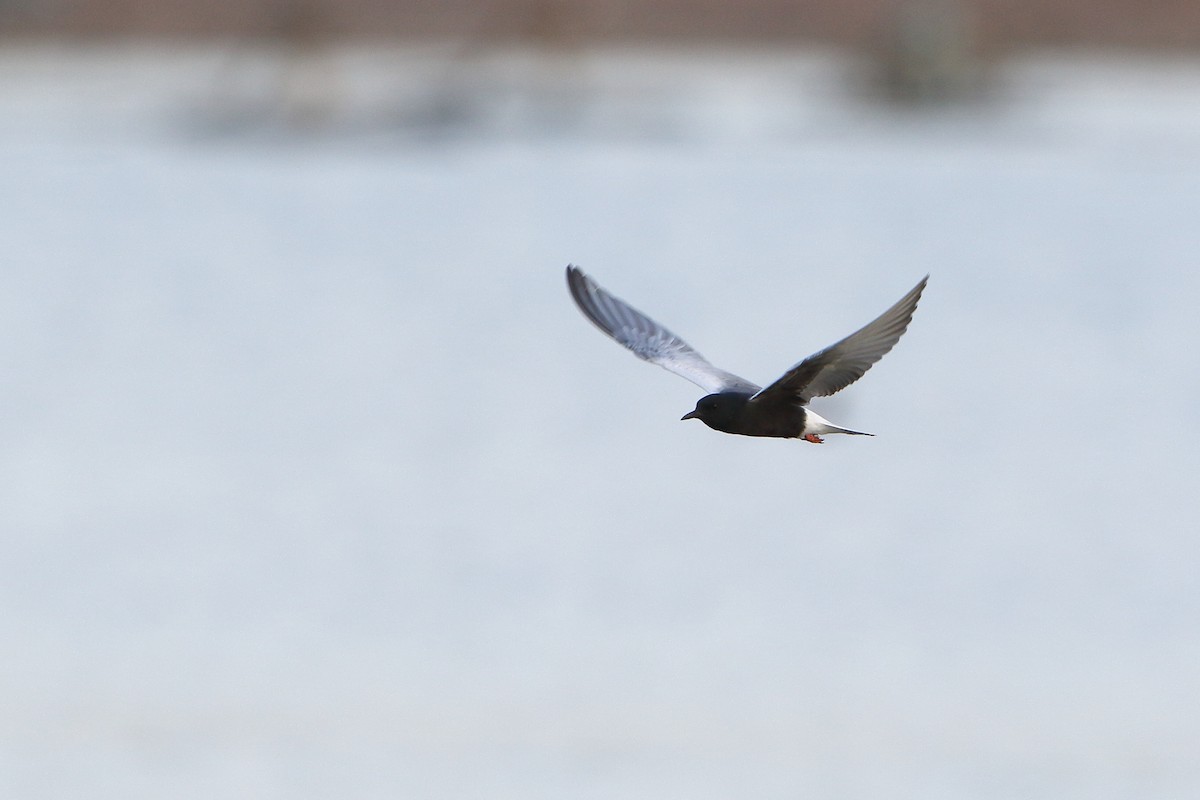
[2,2,1199,799]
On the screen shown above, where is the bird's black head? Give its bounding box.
[680,392,751,433]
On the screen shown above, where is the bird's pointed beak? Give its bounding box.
[681,410,699,421]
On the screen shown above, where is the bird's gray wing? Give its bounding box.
[566,265,760,395]
[750,275,928,406]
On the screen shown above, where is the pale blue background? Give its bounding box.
[2,44,1198,799]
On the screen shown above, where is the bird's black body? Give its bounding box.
[681,392,870,439]
[681,392,795,437]
[566,265,926,442]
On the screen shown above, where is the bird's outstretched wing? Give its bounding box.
[566,265,760,395]
[750,275,928,407]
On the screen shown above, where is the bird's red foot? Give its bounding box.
[803,434,825,444]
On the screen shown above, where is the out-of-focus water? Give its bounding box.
[2,42,1199,799]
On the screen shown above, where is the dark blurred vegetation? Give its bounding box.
[3,0,1200,50]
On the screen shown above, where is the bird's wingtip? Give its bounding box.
[565,264,583,290]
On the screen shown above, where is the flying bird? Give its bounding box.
[566,265,927,442]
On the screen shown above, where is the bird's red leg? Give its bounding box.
[803,434,825,444]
